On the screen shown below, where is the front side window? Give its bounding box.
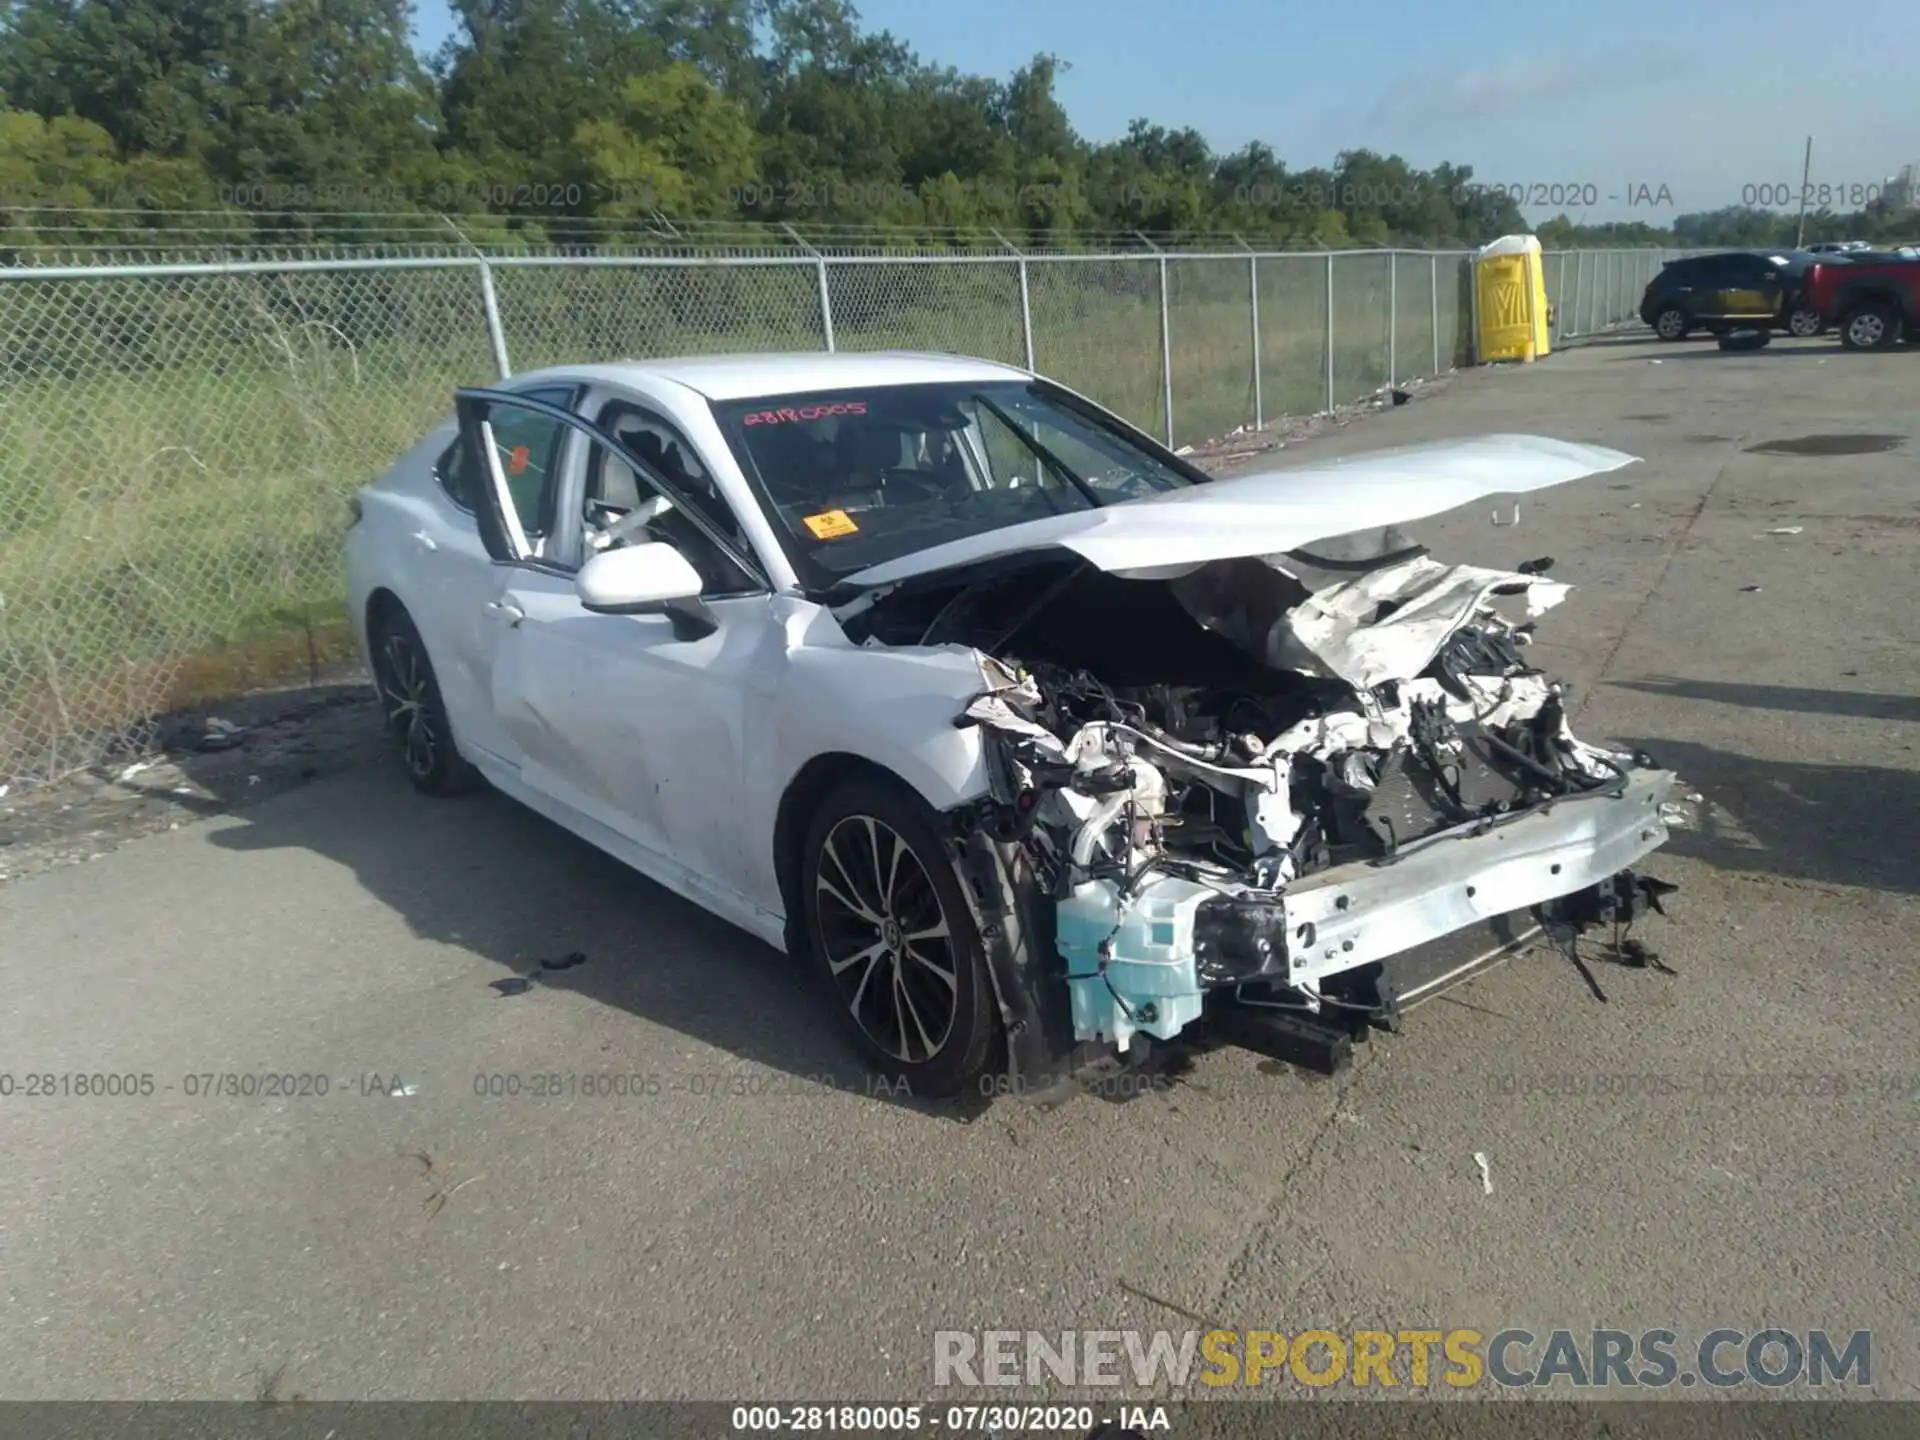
[714,380,1197,589]
[584,405,757,596]
[435,384,576,516]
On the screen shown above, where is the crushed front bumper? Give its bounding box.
[1041,764,1679,1054]
[1220,764,1678,992]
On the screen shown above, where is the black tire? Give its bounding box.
[1840,301,1901,351]
[800,776,1000,1098]
[1786,306,1824,338]
[369,605,481,797]
[1652,306,1690,340]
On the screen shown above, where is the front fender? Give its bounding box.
[776,641,994,814]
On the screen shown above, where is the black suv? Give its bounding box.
[1639,251,1824,340]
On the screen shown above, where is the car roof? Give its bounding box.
[507,351,1034,402]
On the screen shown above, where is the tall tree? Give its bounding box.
[0,0,255,160]
[572,61,757,217]
[224,0,444,199]
[438,0,661,189]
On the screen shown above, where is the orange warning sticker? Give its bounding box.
[508,444,530,475]
[803,509,859,540]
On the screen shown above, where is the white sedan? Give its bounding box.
[345,351,1680,1096]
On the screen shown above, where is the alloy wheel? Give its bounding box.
[813,814,958,1063]
[1788,308,1822,338]
[1655,309,1686,339]
[1846,311,1887,349]
[378,631,439,780]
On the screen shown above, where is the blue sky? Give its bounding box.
[409,0,1920,223]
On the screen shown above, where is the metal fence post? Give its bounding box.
[1386,253,1402,386]
[1017,257,1035,372]
[1139,234,1174,445]
[1159,254,1174,444]
[1554,249,1568,344]
[437,214,509,378]
[1430,253,1440,376]
[1465,251,1479,365]
[477,259,512,379]
[1245,242,1263,429]
[816,259,836,352]
[783,222,835,351]
[1325,252,1336,411]
[992,228,1036,372]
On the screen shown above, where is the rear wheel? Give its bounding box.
[1840,301,1901,351]
[1786,306,1824,338]
[370,606,480,797]
[1652,306,1689,340]
[800,776,1000,1098]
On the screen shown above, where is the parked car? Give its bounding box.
[1639,250,1822,340]
[1806,240,1872,255]
[1803,254,1920,349]
[345,353,1681,1094]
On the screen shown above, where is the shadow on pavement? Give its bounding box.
[1608,341,1848,363]
[199,747,1016,1121]
[1630,735,1920,895]
[1613,677,1920,723]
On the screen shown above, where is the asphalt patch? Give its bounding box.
[1745,433,1905,456]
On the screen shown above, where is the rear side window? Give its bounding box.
[435,385,577,513]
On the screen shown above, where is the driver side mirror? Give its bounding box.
[576,542,704,615]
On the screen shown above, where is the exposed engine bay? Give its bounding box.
[845,525,1680,1055]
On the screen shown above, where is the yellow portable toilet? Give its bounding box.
[1474,234,1551,362]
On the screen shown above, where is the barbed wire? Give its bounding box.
[0,207,1676,265]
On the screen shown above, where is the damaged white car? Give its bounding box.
[345,352,1680,1096]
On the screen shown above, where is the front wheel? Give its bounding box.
[800,776,1001,1098]
[1652,306,1689,340]
[1840,301,1901,351]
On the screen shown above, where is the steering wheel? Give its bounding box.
[593,495,674,548]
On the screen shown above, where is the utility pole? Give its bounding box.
[1794,135,1814,248]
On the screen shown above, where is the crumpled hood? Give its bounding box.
[1239,555,1569,690]
[837,434,1638,590]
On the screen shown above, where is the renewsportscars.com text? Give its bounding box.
[932,1327,1872,1390]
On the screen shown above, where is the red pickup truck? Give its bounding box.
[1803,256,1920,350]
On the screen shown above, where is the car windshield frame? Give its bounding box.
[710,377,1210,594]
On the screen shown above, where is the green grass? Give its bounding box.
[0,252,1479,780]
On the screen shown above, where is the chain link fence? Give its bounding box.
[0,244,1677,786]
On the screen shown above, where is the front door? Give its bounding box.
[453,389,778,897]
[486,569,776,895]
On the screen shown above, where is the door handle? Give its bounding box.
[486,600,526,626]
[411,530,437,552]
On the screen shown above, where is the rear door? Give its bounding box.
[1708,253,1783,320]
[415,383,579,768]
